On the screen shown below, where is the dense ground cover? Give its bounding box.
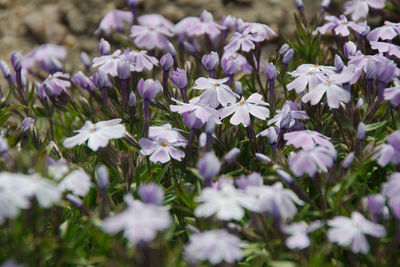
[0,0,400,266]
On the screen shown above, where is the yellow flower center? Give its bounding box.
[149,27,154,31]
[195,102,199,105]
[162,141,167,146]
[343,21,347,25]
[313,64,319,67]
[308,71,312,75]
[365,56,370,58]
[214,83,219,87]
[47,75,52,80]
[136,50,139,53]
[112,55,116,59]
[89,127,96,133]
[240,100,245,105]
[328,80,332,84]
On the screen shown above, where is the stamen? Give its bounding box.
[162,141,167,146]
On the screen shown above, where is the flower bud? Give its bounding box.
[255,153,271,164]
[96,165,109,190]
[171,68,188,89]
[138,183,164,205]
[66,194,83,208]
[234,81,242,95]
[80,52,91,70]
[197,152,221,181]
[126,0,139,9]
[282,49,294,65]
[294,0,304,10]
[166,42,176,56]
[221,56,240,75]
[72,71,95,91]
[10,51,22,72]
[222,147,240,164]
[279,43,290,55]
[342,152,355,169]
[0,60,14,85]
[183,41,196,54]
[277,169,294,186]
[344,41,356,58]
[117,60,131,80]
[98,38,110,56]
[334,55,344,72]
[21,117,34,132]
[129,91,136,107]
[356,122,366,140]
[160,53,174,72]
[279,109,292,130]
[365,194,385,217]
[137,78,162,100]
[199,132,207,148]
[264,63,277,80]
[201,51,219,71]
[91,69,112,88]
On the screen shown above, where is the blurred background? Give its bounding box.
[0,0,346,69]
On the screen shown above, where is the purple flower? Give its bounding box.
[384,81,400,106]
[289,146,336,177]
[313,15,368,37]
[21,117,34,132]
[138,14,174,31]
[72,71,95,91]
[364,194,386,218]
[117,60,131,80]
[139,137,185,163]
[356,122,366,140]
[236,172,263,190]
[40,72,71,97]
[283,49,293,66]
[0,60,15,85]
[194,77,239,108]
[370,41,400,59]
[344,0,386,21]
[176,10,226,39]
[327,212,386,254]
[102,194,171,244]
[284,130,334,150]
[258,126,279,144]
[137,78,162,100]
[221,56,240,75]
[283,221,322,249]
[171,68,188,89]
[22,44,66,73]
[201,52,219,71]
[130,25,173,50]
[242,22,278,42]
[138,183,164,205]
[268,101,309,129]
[160,53,173,72]
[222,51,252,74]
[197,152,221,181]
[94,10,133,35]
[10,52,22,72]
[219,93,270,127]
[222,147,240,164]
[92,49,122,77]
[367,21,400,41]
[129,91,136,107]
[126,49,159,72]
[342,152,355,169]
[96,165,109,190]
[344,41,357,58]
[184,230,244,265]
[279,43,290,55]
[334,55,345,72]
[264,63,277,80]
[382,173,400,219]
[170,97,220,125]
[224,32,256,53]
[148,123,187,144]
[287,64,335,93]
[374,130,400,166]
[98,38,110,56]
[91,69,112,88]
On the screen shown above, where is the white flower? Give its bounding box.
[63,119,126,151]
[103,195,171,244]
[327,211,386,254]
[148,123,187,144]
[282,221,323,249]
[219,93,270,127]
[246,182,304,219]
[184,229,244,265]
[194,183,256,221]
[59,169,91,197]
[194,77,239,108]
[139,138,186,164]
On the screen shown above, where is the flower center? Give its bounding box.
[89,127,96,133]
[308,71,312,75]
[343,21,347,25]
[162,141,167,146]
[195,102,199,105]
[136,50,139,53]
[214,83,219,87]
[327,80,332,84]
[365,56,370,58]
[313,64,319,67]
[240,100,245,105]
[112,55,116,59]
[47,75,52,80]
[149,27,154,31]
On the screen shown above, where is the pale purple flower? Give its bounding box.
[130,25,173,50]
[126,49,159,72]
[242,22,278,42]
[370,41,400,59]
[222,147,241,164]
[268,101,309,129]
[139,138,185,163]
[327,211,386,254]
[197,152,221,181]
[21,44,66,73]
[221,55,241,75]
[0,60,14,85]
[382,173,400,218]
[184,230,244,265]
[40,72,70,97]
[289,146,336,177]
[96,165,109,190]
[148,123,187,144]
[344,0,386,21]
[21,117,34,132]
[95,10,133,35]
[374,130,400,166]
[138,183,164,205]
[91,69,112,88]
[59,169,91,197]
[194,77,239,108]
[222,51,252,74]
[160,53,173,72]
[138,14,174,31]
[137,78,162,100]
[224,32,256,53]
[183,10,226,39]
[236,172,263,190]
[287,64,335,93]
[384,80,400,106]
[282,221,323,249]
[92,49,122,77]
[342,152,355,169]
[103,194,171,244]
[201,51,219,71]
[363,194,387,219]
[344,41,357,58]
[170,97,220,125]
[301,69,354,109]
[257,126,280,144]
[246,182,304,219]
[313,15,368,37]
[47,158,69,180]
[284,130,334,150]
[367,21,400,41]
[98,38,110,55]
[194,183,257,221]
[72,71,95,91]
[219,93,270,127]
[63,119,126,151]
[171,68,188,89]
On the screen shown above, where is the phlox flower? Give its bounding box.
[194,77,239,108]
[344,0,386,21]
[222,51,253,74]
[47,158,69,180]
[184,230,244,265]
[148,123,187,144]
[224,32,256,53]
[287,64,335,93]
[313,15,368,37]
[170,97,221,125]
[194,183,257,221]
[268,101,309,129]
[22,44,66,73]
[103,194,171,244]
[374,130,400,166]
[242,22,278,42]
[219,93,270,127]
[130,25,173,50]
[282,221,323,249]
[139,137,185,164]
[284,130,334,150]
[63,119,126,151]
[39,72,70,98]
[58,170,91,197]
[94,10,133,35]
[370,41,400,59]
[327,211,386,254]
[257,126,280,144]
[92,49,122,77]
[126,49,159,72]
[138,14,174,31]
[384,79,400,106]
[367,21,400,41]
[246,182,304,219]
[382,173,400,218]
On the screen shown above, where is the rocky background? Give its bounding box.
[0,0,344,70]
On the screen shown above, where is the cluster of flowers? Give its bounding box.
[0,0,400,265]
